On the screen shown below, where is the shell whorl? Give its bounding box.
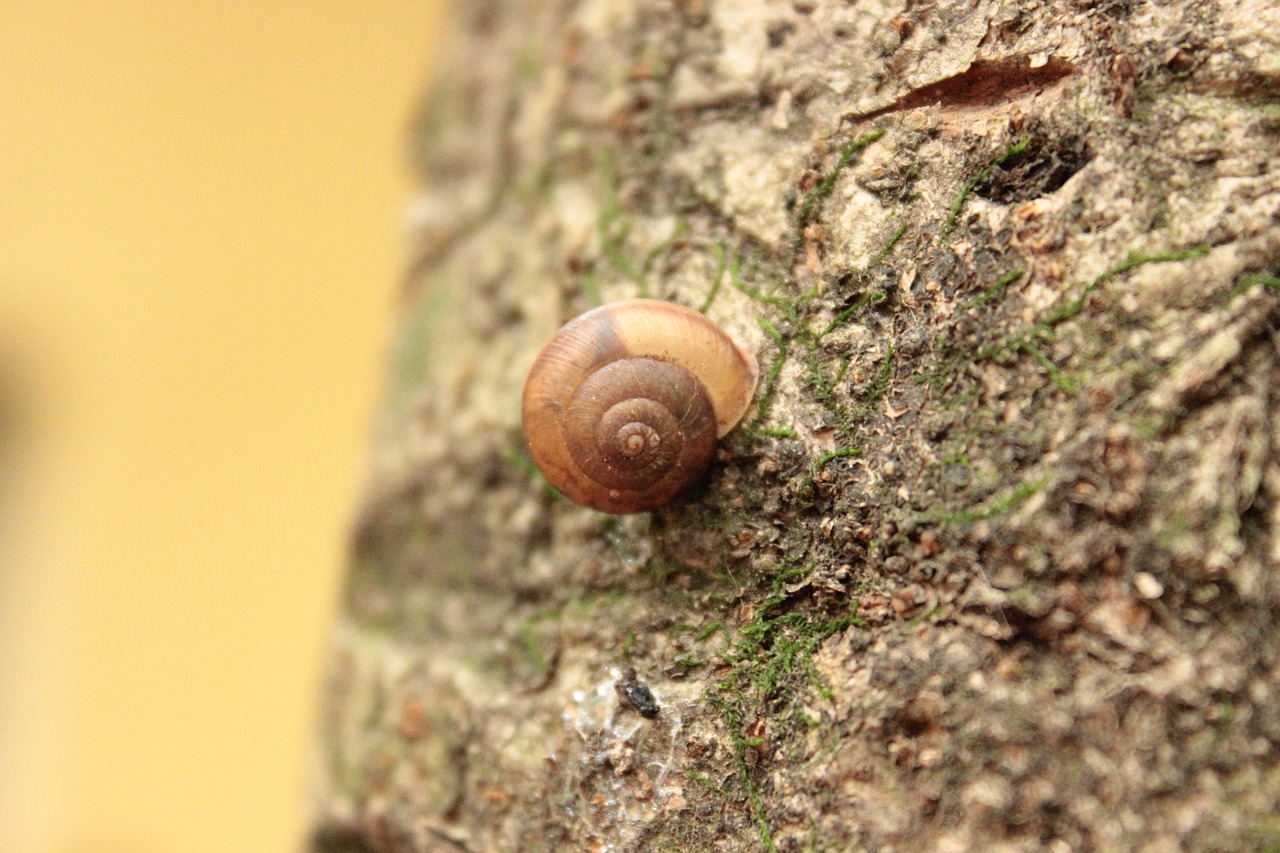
[521,299,759,513]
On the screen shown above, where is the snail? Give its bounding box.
[521,299,759,513]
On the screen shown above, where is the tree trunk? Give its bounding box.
[307,0,1280,850]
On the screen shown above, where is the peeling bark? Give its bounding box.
[308,0,1280,850]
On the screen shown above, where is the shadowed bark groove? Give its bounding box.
[309,0,1280,850]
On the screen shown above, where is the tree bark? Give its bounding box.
[307,0,1280,850]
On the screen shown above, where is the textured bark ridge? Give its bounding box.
[309,1,1280,850]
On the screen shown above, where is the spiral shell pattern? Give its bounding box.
[521,299,758,513]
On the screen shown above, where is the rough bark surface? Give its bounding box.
[308,0,1280,850]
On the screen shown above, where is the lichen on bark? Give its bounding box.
[309,0,1280,850]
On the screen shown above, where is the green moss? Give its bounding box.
[803,345,841,414]
[903,604,944,628]
[596,150,642,287]
[869,342,894,404]
[797,447,863,496]
[1018,339,1078,394]
[699,623,730,648]
[721,133,897,442]
[813,447,862,470]
[685,770,719,790]
[1224,271,1280,301]
[747,317,788,432]
[586,150,692,302]
[1043,244,1211,326]
[668,619,730,668]
[512,611,558,682]
[501,445,557,499]
[642,218,690,278]
[580,268,604,307]
[927,474,1050,525]
[698,244,730,312]
[923,265,1038,410]
[729,252,805,320]
[700,559,867,849]
[709,691,779,853]
[797,128,887,226]
[942,136,1031,237]
[869,216,909,267]
[1243,818,1280,853]
[970,268,1025,310]
[937,243,1213,409]
[819,291,886,338]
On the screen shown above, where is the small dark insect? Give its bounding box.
[615,666,660,719]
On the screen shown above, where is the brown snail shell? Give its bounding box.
[522,299,759,513]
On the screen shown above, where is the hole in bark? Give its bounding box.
[974,135,1092,204]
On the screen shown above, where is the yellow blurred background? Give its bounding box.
[0,3,441,850]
